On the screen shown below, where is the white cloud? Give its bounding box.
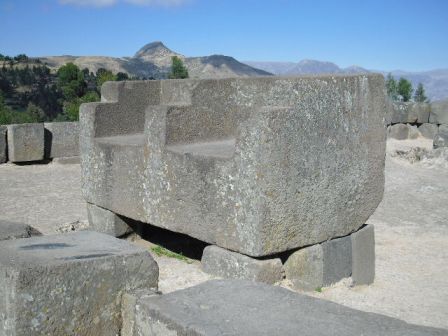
[59,0,188,7]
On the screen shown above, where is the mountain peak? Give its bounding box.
[134,41,178,59]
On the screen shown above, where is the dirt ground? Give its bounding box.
[0,139,447,330]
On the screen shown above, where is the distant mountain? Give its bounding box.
[244,60,447,101]
[40,41,271,80]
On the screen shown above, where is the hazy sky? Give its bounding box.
[1,0,447,71]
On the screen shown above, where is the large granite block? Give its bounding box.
[419,123,439,139]
[87,202,132,237]
[201,245,283,284]
[125,279,446,336]
[0,220,41,241]
[388,123,420,140]
[6,123,44,162]
[429,100,448,124]
[44,122,79,158]
[351,224,375,285]
[390,102,430,124]
[0,231,158,336]
[81,75,386,257]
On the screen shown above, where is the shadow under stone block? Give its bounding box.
[0,231,158,336]
[6,123,44,162]
[0,126,6,163]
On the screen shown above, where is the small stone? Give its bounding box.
[87,203,132,237]
[322,235,352,285]
[351,224,375,285]
[6,123,44,162]
[434,124,448,149]
[0,220,41,241]
[201,245,283,284]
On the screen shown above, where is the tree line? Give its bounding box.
[385,73,427,103]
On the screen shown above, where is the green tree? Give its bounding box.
[169,56,189,79]
[397,77,413,102]
[61,90,100,121]
[116,72,129,81]
[25,102,45,122]
[96,68,116,88]
[57,63,87,100]
[385,73,398,100]
[413,83,428,103]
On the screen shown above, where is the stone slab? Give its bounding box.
[44,121,79,159]
[434,124,448,149]
[81,75,387,257]
[6,123,44,162]
[0,220,41,241]
[429,100,448,124]
[127,279,446,336]
[0,231,159,336]
[87,202,132,237]
[322,235,352,285]
[351,224,375,285]
[419,123,439,139]
[201,245,283,284]
[0,125,6,163]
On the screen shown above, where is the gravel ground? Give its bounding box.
[0,139,447,329]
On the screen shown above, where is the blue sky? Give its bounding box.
[1,0,447,71]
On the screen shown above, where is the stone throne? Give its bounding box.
[80,75,386,286]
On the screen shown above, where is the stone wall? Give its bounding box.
[0,121,79,163]
[386,101,448,146]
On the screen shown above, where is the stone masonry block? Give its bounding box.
[434,124,448,149]
[127,279,446,336]
[390,102,430,124]
[418,123,439,139]
[201,245,283,284]
[0,125,6,163]
[0,231,158,336]
[0,220,41,241]
[87,202,132,237]
[351,224,375,285]
[44,122,79,159]
[429,100,448,124]
[6,123,44,162]
[81,75,387,257]
[284,235,352,290]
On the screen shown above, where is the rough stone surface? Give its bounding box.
[6,123,44,162]
[0,231,159,336]
[429,100,448,124]
[81,75,387,257]
[351,224,375,285]
[127,279,446,336]
[87,202,132,237]
[201,245,283,284]
[44,121,79,158]
[0,220,41,241]
[0,125,6,163]
[390,102,430,124]
[322,235,352,285]
[433,124,448,149]
[284,235,352,290]
[419,123,439,139]
[388,123,420,140]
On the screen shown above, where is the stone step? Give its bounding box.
[125,279,446,336]
[0,231,159,336]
